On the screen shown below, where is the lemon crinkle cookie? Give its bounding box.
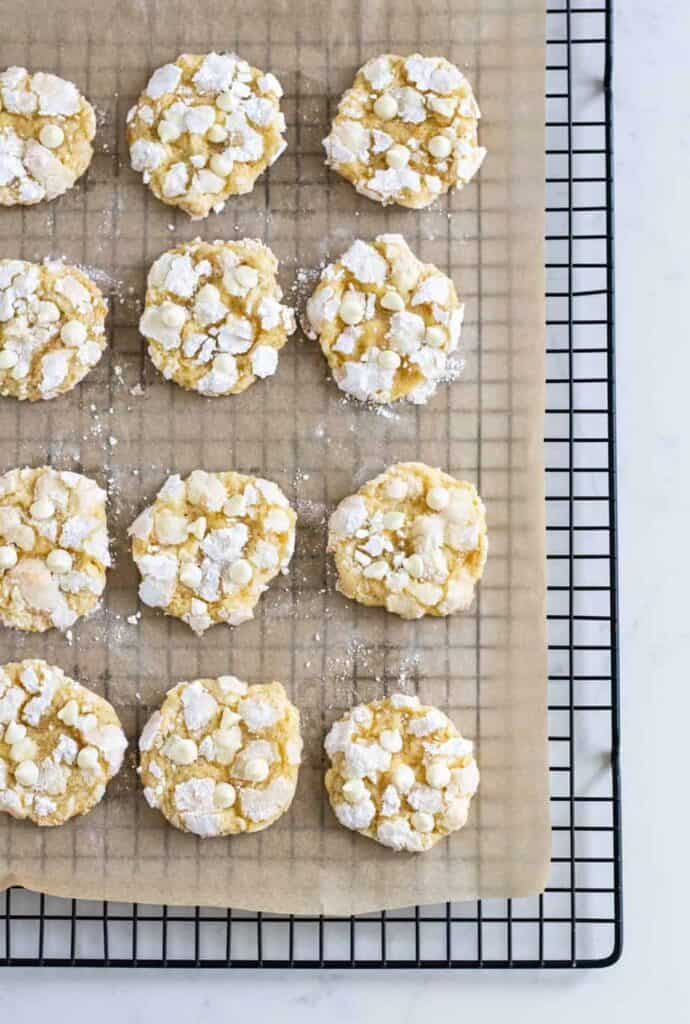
[139,677,301,838]
[129,470,296,635]
[0,259,107,400]
[0,66,96,205]
[0,467,110,632]
[323,53,485,208]
[0,659,127,826]
[305,234,463,405]
[328,462,487,620]
[325,693,478,852]
[139,238,295,396]
[126,52,287,219]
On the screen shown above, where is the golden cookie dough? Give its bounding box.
[328,462,487,620]
[129,470,296,635]
[0,659,127,826]
[0,466,110,633]
[325,693,479,852]
[139,238,295,396]
[138,677,302,838]
[0,259,107,401]
[304,234,463,405]
[126,52,287,219]
[323,53,485,209]
[0,66,96,206]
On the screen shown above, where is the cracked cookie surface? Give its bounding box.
[305,234,463,405]
[129,470,296,635]
[0,66,96,206]
[139,677,301,838]
[0,659,127,826]
[328,462,487,620]
[323,53,485,209]
[325,693,479,852]
[0,467,110,633]
[0,259,107,401]
[140,238,295,396]
[126,52,287,219]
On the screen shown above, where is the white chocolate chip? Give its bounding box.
[244,756,269,782]
[427,134,452,159]
[386,143,410,169]
[425,325,446,348]
[207,124,228,143]
[382,510,405,530]
[339,291,365,326]
[214,781,236,809]
[380,290,405,312]
[0,350,19,370]
[386,478,408,500]
[209,152,234,177]
[342,778,368,803]
[403,553,425,578]
[10,737,38,762]
[426,486,450,511]
[391,763,416,793]
[411,810,435,833]
[157,120,181,143]
[377,349,401,370]
[77,745,100,772]
[379,729,403,753]
[426,760,451,788]
[57,700,79,727]
[60,320,87,347]
[15,760,39,787]
[228,558,253,585]
[373,93,398,120]
[46,549,73,574]
[0,544,18,569]
[30,498,55,520]
[160,302,187,328]
[162,735,198,765]
[4,721,26,744]
[38,123,64,149]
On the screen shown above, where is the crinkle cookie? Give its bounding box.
[323,53,485,209]
[139,677,301,838]
[0,467,110,633]
[139,238,295,396]
[0,659,127,826]
[328,462,487,620]
[129,470,296,635]
[0,66,96,206]
[0,259,107,401]
[126,52,287,219]
[304,235,463,405]
[325,693,479,853]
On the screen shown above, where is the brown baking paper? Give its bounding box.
[0,0,549,914]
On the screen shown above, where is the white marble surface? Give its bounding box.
[2,1,687,1017]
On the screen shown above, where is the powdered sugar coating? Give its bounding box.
[0,66,96,206]
[129,470,296,635]
[140,238,295,396]
[138,678,301,837]
[304,234,463,405]
[323,53,485,209]
[0,659,126,826]
[0,466,110,632]
[126,52,287,219]
[328,462,487,620]
[324,693,478,852]
[0,259,107,401]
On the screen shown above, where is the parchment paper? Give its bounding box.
[0,0,549,915]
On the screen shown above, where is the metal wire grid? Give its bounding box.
[0,0,620,968]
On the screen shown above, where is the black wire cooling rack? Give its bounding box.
[0,0,620,969]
